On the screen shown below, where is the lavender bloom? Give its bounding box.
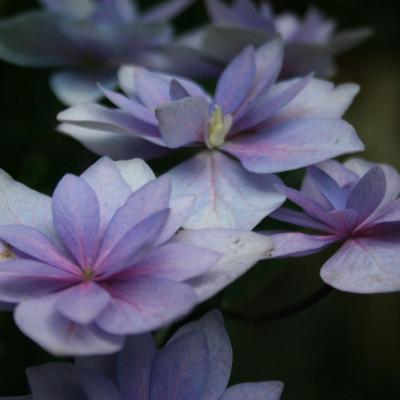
[269,158,400,294]
[0,0,195,105]
[59,39,363,229]
[175,0,371,78]
[0,157,273,355]
[8,311,283,400]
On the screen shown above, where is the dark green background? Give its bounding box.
[0,0,399,398]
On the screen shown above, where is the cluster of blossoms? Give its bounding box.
[0,0,396,398]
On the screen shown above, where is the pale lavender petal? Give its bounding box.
[321,237,400,293]
[169,310,232,400]
[56,282,111,325]
[142,0,195,22]
[114,158,155,191]
[268,232,336,258]
[50,69,117,106]
[117,335,157,400]
[0,225,78,273]
[95,210,169,276]
[0,259,76,303]
[167,151,285,229]
[53,175,100,268]
[96,277,196,335]
[215,46,256,115]
[15,294,124,356]
[175,229,274,301]
[58,123,170,160]
[156,96,209,148]
[150,330,209,400]
[221,382,284,400]
[126,242,219,281]
[224,118,364,174]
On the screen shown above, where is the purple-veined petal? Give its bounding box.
[321,237,400,293]
[150,330,209,400]
[220,382,284,400]
[15,293,124,356]
[52,175,101,268]
[156,96,209,148]
[224,118,364,174]
[0,259,76,303]
[268,232,336,258]
[50,69,117,106]
[215,46,256,115]
[141,0,195,22]
[56,282,111,325]
[169,310,232,400]
[0,225,78,273]
[175,229,274,301]
[167,151,285,229]
[123,242,219,282]
[96,277,196,335]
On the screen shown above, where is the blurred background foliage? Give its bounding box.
[0,0,399,399]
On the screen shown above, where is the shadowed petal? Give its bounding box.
[167,151,285,229]
[224,118,364,173]
[150,330,209,400]
[78,368,123,400]
[175,229,273,301]
[321,237,400,293]
[38,0,94,18]
[53,175,100,268]
[96,277,196,335]
[142,0,195,22]
[220,382,284,400]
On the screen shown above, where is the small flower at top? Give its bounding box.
[58,38,364,230]
[268,158,400,294]
[0,0,195,105]
[9,310,284,400]
[0,157,273,356]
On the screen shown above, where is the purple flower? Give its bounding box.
[14,311,284,400]
[175,0,371,78]
[269,158,400,294]
[58,39,363,229]
[0,0,195,105]
[0,157,273,355]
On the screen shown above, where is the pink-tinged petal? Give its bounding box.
[215,46,256,115]
[58,123,170,160]
[150,330,209,400]
[53,175,100,268]
[56,282,111,325]
[0,259,76,303]
[346,166,386,224]
[96,277,196,335]
[141,0,195,22]
[15,294,124,356]
[95,210,169,276]
[321,237,400,293]
[57,104,162,144]
[156,96,209,148]
[324,209,359,233]
[167,151,285,229]
[0,225,78,273]
[124,243,219,281]
[0,169,57,242]
[268,232,336,258]
[270,79,359,122]
[80,157,132,233]
[224,118,364,174]
[169,310,232,400]
[175,229,274,301]
[156,195,195,245]
[220,382,284,400]
[117,335,157,400]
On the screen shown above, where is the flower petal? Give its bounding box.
[220,382,284,400]
[167,151,285,229]
[142,0,195,22]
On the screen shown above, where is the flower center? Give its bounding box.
[83,267,96,281]
[0,244,15,261]
[206,105,233,149]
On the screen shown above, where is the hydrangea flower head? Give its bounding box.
[15,311,284,400]
[269,158,400,293]
[59,39,363,229]
[0,157,273,355]
[0,0,195,104]
[178,0,371,78]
